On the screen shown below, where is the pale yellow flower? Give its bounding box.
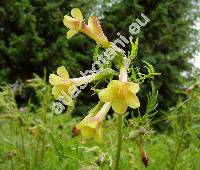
[63,8,110,48]
[72,102,111,142]
[49,66,113,106]
[49,66,75,106]
[98,80,140,114]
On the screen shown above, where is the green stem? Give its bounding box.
[10,119,14,170]
[34,139,39,168]
[114,114,123,170]
[20,128,28,170]
[171,131,184,170]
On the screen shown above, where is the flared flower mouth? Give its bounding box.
[72,102,111,142]
[63,8,110,48]
[49,66,75,106]
[76,118,103,142]
[63,8,84,39]
[49,66,71,86]
[98,80,140,114]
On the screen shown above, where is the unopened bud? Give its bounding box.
[138,136,149,167]
[72,127,80,137]
[141,149,148,167]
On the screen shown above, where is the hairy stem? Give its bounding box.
[114,57,128,169]
[114,114,123,170]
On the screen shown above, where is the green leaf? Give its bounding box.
[129,38,139,61]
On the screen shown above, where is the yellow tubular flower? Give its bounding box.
[63,8,110,48]
[49,66,95,106]
[63,8,83,39]
[49,66,114,106]
[98,80,140,114]
[49,66,75,106]
[73,102,111,142]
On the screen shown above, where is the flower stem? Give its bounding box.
[19,128,28,170]
[119,57,129,82]
[114,114,123,170]
[114,57,127,169]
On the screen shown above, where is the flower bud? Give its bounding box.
[141,149,148,167]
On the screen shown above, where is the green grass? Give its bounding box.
[0,78,199,170]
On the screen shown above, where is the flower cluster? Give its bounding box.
[63,8,110,48]
[49,8,140,142]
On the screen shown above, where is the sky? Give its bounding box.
[193,53,200,68]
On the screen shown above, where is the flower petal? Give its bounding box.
[112,99,128,114]
[108,80,123,88]
[49,74,63,85]
[52,85,73,106]
[98,88,114,102]
[63,15,76,27]
[127,82,139,93]
[57,66,69,78]
[86,120,98,129]
[81,127,94,138]
[71,8,83,20]
[126,94,140,109]
[67,30,78,39]
[52,86,61,99]
[88,16,107,40]
[94,127,103,143]
[76,110,98,129]
[63,15,82,30]
[52,85,67,99]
